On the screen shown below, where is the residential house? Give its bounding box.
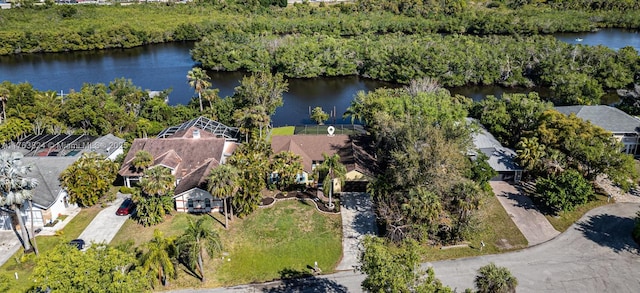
[118,117,240,213]
[0,134,125,230]
[468,119,523,182]
[554,105,640,155]
[270,134,376,192]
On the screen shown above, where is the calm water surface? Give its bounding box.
[0,29,638,125]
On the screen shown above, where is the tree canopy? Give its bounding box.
[59,152,119,207]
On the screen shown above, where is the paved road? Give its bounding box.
[169,203,640,293]
[490,181,560,246]
[77,194,129,246]
[336,192,378,271]
[429,203,640,292]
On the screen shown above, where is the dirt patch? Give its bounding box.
[495,238,513,250]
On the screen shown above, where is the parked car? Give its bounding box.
[69,239,85,250]
[116,198,135,216]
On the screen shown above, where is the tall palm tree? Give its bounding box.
[474,262,518,293]
[316,153,347,208]
[0,86,9,124]
[178,217,222,283]
[233,105,269,142]
[187,68,212,113]
[139,167,175,197]
[0,151,38,251]
[142,229,176,287]
[207,165,240,229]
[132,150,154,173]
[516,136,546,172]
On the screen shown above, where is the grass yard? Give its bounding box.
[113,200,342,289]
[0,207,101,293]
[422,192,528,261]
[271,126,295,136]
[545,194,610,232]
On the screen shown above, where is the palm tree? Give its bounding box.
[139,167,175,197]
[0,85,9,124]
[475,262,518,293]
[142,229,176,287]
[315,153,347,209]
[132,150,153,172]
[271,151,303,190]
[516,136,546,172]
[178,217,222,283]
[207,165,240,229]
[233,105,269,142]
[187,68,212,112]
[0,151,38,251]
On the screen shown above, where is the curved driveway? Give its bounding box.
[429,203,640,293]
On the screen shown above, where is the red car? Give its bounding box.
[116,198,135,216]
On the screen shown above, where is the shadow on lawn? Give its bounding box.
[260,268,348,293]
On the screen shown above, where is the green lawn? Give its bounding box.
[545,194,610,232]
[112,200,342,289]
[271,126,295,136]
[0,207,101,293]
[422,192,528,261]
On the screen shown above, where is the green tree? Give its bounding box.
[207,164,240,229]
[359,236,452,293]
[178,217,223,283]
[132,150,154,172]
[187,67,212,112]
[32,243,149,293]
[141,229,177,288]
[0,85,9,123]
[60,152,118,207]
[233,71,288,116]
[271,151,303,190]
[310,106,329,125]
[516,136,546,172]
[315,153,347,209]
[228,141,271,217]
[474,263,518,293]
[0,151,38,252]
[233,105,269,141]
[535,169,594,213]
[139,167,175,197]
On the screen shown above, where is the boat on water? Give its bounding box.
[575,38,584,42]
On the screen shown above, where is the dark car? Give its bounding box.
[69,239,85,250]
[116,198,135,216]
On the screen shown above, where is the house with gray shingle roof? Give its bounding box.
[0,134,124,230]
[467,118,523,182]
[555,105,640,154]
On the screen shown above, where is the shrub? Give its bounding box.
[535,169,593,213]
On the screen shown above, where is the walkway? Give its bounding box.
[0,205,81,266]
[490,181,560,246]
[77,193,129,247]
[336,192,378,271]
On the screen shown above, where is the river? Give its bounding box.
[0,29,638,126]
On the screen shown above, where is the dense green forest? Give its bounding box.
[1,0,640,55]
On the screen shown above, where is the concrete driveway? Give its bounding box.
[336,192,378,271]
[77,194,129,246]
[490,181,560,245]
[429,203,640,292]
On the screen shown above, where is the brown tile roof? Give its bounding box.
[174,158,220,195]
[119,132,227,179]
[270,134,377,177]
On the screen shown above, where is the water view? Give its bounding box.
[0,29,638,126]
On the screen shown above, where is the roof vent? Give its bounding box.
[193,129,200,139]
